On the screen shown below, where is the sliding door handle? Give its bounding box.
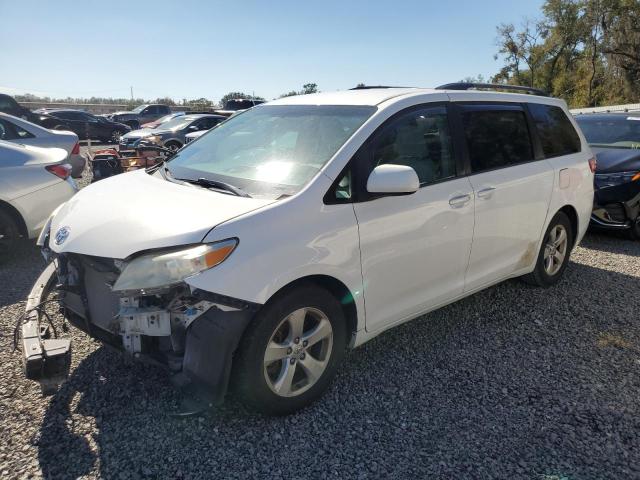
[449,194,471,208]
[477,187,496,199]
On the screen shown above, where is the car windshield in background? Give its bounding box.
[575,115,640,149]
[154,117,194,131]
[165,105,376,199]
[131,105,148,113]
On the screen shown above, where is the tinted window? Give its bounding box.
[371,106,456,185]
[529,104,580,157]
[462,108,534,172]
[158,106,170,114]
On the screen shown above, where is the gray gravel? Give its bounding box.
[1,172,639,478]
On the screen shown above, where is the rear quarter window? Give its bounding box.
[462,108,534,173]
[529,103,581,158]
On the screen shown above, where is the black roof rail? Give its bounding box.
[435,82,548,97]
[349,85,412,90]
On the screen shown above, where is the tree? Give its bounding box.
[278,83,320,98]
[492,0,640,108]
[219,92,265,107]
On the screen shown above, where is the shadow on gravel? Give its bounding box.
[0,241,46,308]
[580,230,640,256]
[35,260,640,479]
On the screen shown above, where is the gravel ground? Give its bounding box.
[1,167,639,478]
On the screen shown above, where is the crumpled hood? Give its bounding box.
[593,147,640,173]
[49,170,274,259]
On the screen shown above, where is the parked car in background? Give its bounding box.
[103,104,172,130]
[141,111,185,129]
[214,98,264,117]
[119,114,225,151]
[28,85,593,415]
[44,110,131,143]
[0,113,85,178]
[0,93,73,131]
[575,112,640,238]
[0,141,76,251]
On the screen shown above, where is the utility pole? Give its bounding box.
[130,86,134,101]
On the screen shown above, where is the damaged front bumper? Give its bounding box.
[590,181,640,231]
[21,252,259,404]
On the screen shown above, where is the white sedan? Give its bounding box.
[0,141,77,250]
[0,112,86,178]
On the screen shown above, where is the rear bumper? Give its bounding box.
[21,252,259,403]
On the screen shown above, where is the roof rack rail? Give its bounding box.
[435,82,548,97]
[349,85,412,90]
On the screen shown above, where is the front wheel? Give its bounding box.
[522,211,573,287]
[629,216,640,240]
[164,141,181,152]
[233,285,347,415]
[110,129,122,143]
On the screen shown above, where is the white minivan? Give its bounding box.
[24,85,594,415]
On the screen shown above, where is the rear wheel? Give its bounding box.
[522,211,573,287]
[110,129,122,143]
[233,285,347,415]
[0,209,21,255]
[629,216,640,240]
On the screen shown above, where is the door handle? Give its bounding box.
[477,187,496,199]
[448,193,471,208]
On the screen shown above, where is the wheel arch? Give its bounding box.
[0,200,28,237]
[558,204,579,248]
[264,274,359,345]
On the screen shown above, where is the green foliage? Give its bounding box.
[278,83,319,98]
[493,0,640,108]
[219,92,265,107]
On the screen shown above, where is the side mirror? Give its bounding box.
[366,164,419,195]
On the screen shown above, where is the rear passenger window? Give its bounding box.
[529,104,581,157]
[462,108,534,173]
[371,106,456,185]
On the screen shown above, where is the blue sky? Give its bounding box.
[0,0,544,102]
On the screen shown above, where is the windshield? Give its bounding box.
[575,115,640,149]
[155,113,182,124]
[131,105,148,113]
[153,116,196,131]
[165,105,376,199]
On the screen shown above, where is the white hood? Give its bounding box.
[122,128,155,139]
[49,170,274,258]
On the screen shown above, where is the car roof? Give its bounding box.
[267,87,564,107]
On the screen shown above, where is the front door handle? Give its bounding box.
[477,187,496,199]
[449,193,471,208]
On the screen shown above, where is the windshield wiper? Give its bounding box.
[176,177,252,197]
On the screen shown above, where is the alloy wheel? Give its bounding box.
[111,130,121,143]
[263,307,333,398]
[543,224,568,276]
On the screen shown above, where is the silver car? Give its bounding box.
[0,113,86,178]
[0,141,77,250]
[119,114,226,151]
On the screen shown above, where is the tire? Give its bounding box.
[233,284,347,415]
[164,141,181,152]
[522,211,573,287]
[110,129,122,143]
[0,209,21,255]
[629,216,640,240]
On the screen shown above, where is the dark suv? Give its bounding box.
[102,104,172,130]
[44,110,131,143]
[0,94,72,130]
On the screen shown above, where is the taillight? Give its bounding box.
[588,156,597,173]
[71,142,80,155]
[46,164,71,180]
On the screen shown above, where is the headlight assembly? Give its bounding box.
[112,239,238,292]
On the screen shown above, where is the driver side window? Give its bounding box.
[371,106,455,186]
